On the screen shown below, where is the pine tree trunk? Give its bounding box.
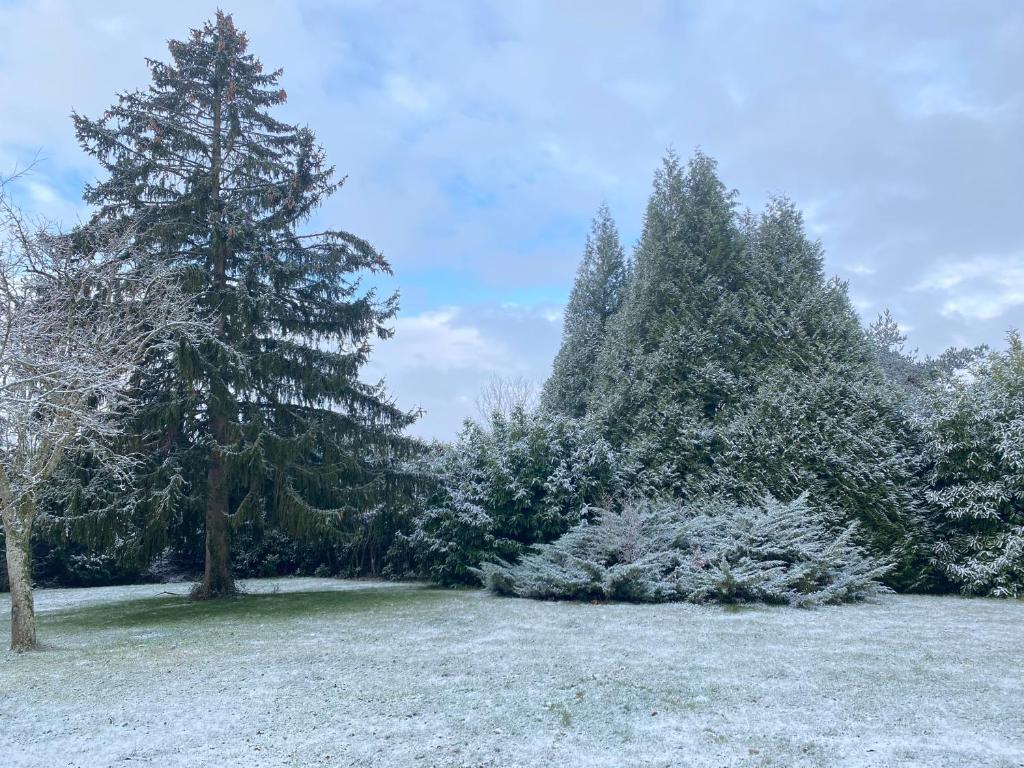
[195,425,236,600]
[4,507,37,651]
[192,81,236,602]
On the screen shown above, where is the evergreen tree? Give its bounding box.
[712,200,924,571]
[541,205,626,417]
[867,308,985,398]
[925,332,1024,596]
[587,152,922,579]
[480,495,891,606]
[72,12,417,598]
[592,150,746,482]
[405,406,620,585]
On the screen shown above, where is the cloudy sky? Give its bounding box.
[1,0,1021,439]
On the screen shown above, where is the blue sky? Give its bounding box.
[1,1,1022,439]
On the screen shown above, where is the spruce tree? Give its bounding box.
[541,205,627,417]
[72,12,417,598]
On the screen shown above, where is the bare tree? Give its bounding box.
[474,374,539,424]
[0,185,212,651]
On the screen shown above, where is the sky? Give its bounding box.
[1,0,1021,439]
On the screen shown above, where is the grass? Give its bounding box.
[2,577,1023,767]
[44,583,443,632]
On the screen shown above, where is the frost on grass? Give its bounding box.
[479,495,891,606]
[2,577,1023,768]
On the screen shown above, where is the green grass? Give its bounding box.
[43,584,442,633]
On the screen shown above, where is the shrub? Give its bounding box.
[479,495,891,607]
[400,407,621,585]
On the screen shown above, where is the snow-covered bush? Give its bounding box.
[400,407,621,585]
[924,332,1024,597]
[479,495,891,607]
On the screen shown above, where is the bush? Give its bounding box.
[479,495,891,607]
[400,407,621,585]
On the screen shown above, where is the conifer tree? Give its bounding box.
[925,332,1024,596]
[592,150,745,475]
[541,205,626,417]
[72,12,417,598]
[586,152,921,579]
[713,201,922,570]
[867,308,985,399]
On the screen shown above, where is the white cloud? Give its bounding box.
[915,255,1024,321]
[844,262,876,276]
[849,295,874,315]
[372,307,511,374]
[384,74,443,114]
[25,180,58,205]
[541,307,563,324]
[363,304,560,438]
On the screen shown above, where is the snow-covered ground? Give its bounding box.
[2,578,1022,767]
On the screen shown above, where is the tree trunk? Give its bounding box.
[195,436,236,600]
[4,509,36,651]
[192,81,236,602]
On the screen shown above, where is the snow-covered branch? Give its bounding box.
[0,180,215,649]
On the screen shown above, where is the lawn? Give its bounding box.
[1,578,1022,767]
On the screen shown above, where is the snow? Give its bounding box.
[2,578,1023,767]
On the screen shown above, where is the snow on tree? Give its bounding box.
[590,150,745,462]
[479,495,891,606]
[0,186,210,650]
[925,331,1024,597]
[403,406,621,585]
[541,205,627,417]
[565,153,923,583]
[72,12,419,599]
[867,308,985,401]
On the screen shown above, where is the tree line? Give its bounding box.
[2,12,1021,650]
[418,154,1022,601]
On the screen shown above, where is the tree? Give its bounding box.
[541,205,627,417]
[476,374,539,424]
[924,332,1024,596]
[584,154,921,579]
[0,186,209,650]
[404,405,620,585]
[592,151,745,461]
[867,308,985,399]
[72,12,417,599]
[709,201,924,579]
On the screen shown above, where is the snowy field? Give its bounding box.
[2,578,1023,768]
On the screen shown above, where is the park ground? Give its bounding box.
[1,577,1023,767]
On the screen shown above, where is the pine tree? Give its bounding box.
[72,12,417,598]
[541,205,626,417]
[867,308,985,397]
